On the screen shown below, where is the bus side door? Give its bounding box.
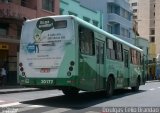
[124,50,130,86]
[95,40,105,90]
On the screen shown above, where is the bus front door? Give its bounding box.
[96,40,105,90]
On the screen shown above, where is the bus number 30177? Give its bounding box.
[41,80,54,84]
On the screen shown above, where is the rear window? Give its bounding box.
[54,20,67,29]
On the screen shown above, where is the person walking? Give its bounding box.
[1,66,7,86]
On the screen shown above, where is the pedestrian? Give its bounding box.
[0,68,2,85]
[1,66,7,86]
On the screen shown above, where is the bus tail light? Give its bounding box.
[19,62,23,67]
[67,61,75,76]
[19,62,26,77]
[69,67,73,71]
[69,61,74,72]
[22,72,25,76]
[67,71,71,76]
[20,67,24,71]
[19,63,23,71]
[70,61,75,66]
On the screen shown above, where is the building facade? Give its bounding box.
[135,36,149,57]
[0,0,59,85]
[128,0,158,60]
[60,0,102,29]
[155,0,160,58]
[80,0,134,44]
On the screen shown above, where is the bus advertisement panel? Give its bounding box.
[19,17,74,79]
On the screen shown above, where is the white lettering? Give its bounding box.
[41,80,54,84]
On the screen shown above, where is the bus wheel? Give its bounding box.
[105,77,114,97]
[131,77,140,92]
[62,88,79,96]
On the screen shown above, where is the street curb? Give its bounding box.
[0,88,41,94]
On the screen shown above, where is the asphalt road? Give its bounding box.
[0,81,160,113]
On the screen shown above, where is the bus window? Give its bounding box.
[96,41,104,64]
[79,26,95,55]
[131,49,141,65]
[100,43,104,64]
[106,39,115,60]
[114,42,123,61]
[124,50,129,67]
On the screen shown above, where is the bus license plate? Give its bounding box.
[40,68,50,73]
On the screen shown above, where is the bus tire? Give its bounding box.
[131,77,140,92]
[62,88,79,96]
[105,76,114,97]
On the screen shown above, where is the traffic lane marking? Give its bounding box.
[0,100,5,103]
[0,102,21,107]
[149,88,155,91]
[42,108,71,113]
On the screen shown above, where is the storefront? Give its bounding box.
[0,42,19,85]
[0,43,8,67]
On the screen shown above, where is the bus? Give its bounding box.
[19,15,146,96]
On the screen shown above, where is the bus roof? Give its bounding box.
[25,15,143,52]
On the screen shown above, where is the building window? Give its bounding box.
[107,3,120,15]
[132,2,137,6]
[150,29,155,35]
[124,10,131,20]
[60,9,64,15]
[0,29,7,36]
[107,3,113,13]
[107,24,113,34]
[92,20,98,27]
[120,8,132,20]
[68,11,77,16]
[42,0,54,12]
[0,0,12,3]
[21,0,27,7]
[121,27,130,38]
[124,11,127,19]
[133,9,137,13]
[150,36,155,43]
[83,17,90,23]
[133,15,137,19]
[0,23,8,36]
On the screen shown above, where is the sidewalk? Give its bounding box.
[0,85,41,94]
[146,80,160,83]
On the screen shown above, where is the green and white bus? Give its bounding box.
[19,15,146,96]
